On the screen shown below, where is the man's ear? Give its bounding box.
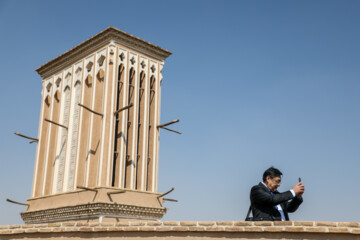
[265,176,271,183]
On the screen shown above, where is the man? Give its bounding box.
[250,167,305,221]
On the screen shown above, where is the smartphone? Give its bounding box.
[298,177,302,183]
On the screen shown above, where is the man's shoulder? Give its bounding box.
[251,183,266,192]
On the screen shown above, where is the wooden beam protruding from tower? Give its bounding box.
[14,132,38,143]
[44,118,68,129]
[78,103,104,117]
[163,198,178,202]
[76,186,98,192]
[107,190,126,202]
[157,119,179,128]
[114,103,133,116]
[158,187,175,198]
[160,127,182,134]
[6,198,29,206]
[157,188,178,205]
[157,120,182,134]
[76,186,99,202]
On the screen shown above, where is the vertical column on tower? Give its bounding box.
[52,70,72,193]
[63,62,83,192]
[124,53,139,189]
[136,56,150,191]
[112,48,129,188]
[86,49,107,187]
[75,56,95,188]
[146,61,158,192]
[98,44,117,187]
[32,78,53,197]
[43,75,62,195]
[153,63,164,192]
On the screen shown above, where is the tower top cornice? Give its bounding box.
[36,26,172,79]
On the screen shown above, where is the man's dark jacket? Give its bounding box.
[250,182,303,221]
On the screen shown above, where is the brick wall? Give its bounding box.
[0,221,359,240]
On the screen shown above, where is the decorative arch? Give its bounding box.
[97,69,104,81]
[54,90,60,102]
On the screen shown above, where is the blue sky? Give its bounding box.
[0,0,359,225]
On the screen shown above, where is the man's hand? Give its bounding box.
[292,182,305,197]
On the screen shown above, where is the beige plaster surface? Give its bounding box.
[76,72,93,188]
[43,91,61,195]
[33,97,51,197]
[26,187,164,212]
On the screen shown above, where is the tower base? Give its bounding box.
[21,187,166,224]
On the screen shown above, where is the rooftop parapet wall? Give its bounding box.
[1,221,360,240]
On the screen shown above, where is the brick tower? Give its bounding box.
[21,27,172,223]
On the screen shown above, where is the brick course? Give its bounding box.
[0,221,359,238]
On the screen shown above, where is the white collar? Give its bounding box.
[261,182,273,193]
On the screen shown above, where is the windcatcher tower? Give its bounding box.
[21,27,172,224]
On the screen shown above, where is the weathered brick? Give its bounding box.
[163,221,179,226]
[180,221,197,226]
[154,226,172,231]
[64,227,78,232]
[107,227,125,232]
[100,222,115,227]
[198,222,215,226]
[172,226,189,231]
[188,226,205,231]
[205,227,225,231]
[304,227,328,233]
[316,221,337,227]
[76,222,89,227]
[89,222,100,227]
[8,225,21,229]
[12,229,25,234]
[254,221,272,226]
[0,225,10,229]
[25,228,39,233]
[294,221,314,226]
[328,227,350,233]
[351,229,360,234]
[93,227,108,232]
[243,227,263,232]
[138,227,156,231]
[21,225,35,229]
[39,228,50,233]
[0,230,12,235]
[79,227,94,232]
[224,227,244,232]
[216,221,233,226]
[146,221,162,226]
[52,228,63,233]
[337,222,360,228]
[234,221,253,226]
[115,222,130,226]
[284,227,304,232]
[124,227,140,231]
[274,221,293,226]
[129,222,146,226]
[34,223,49,228]
[62,222,76,227]
[48,223,62,227]
[263,227,284,232]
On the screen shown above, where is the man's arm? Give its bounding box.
[250,185,294,207]
[286,196,303,213]
[285,183,304,213]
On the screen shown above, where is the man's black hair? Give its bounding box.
[263,167,283,182]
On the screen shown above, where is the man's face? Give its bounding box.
[265,175,281,192]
